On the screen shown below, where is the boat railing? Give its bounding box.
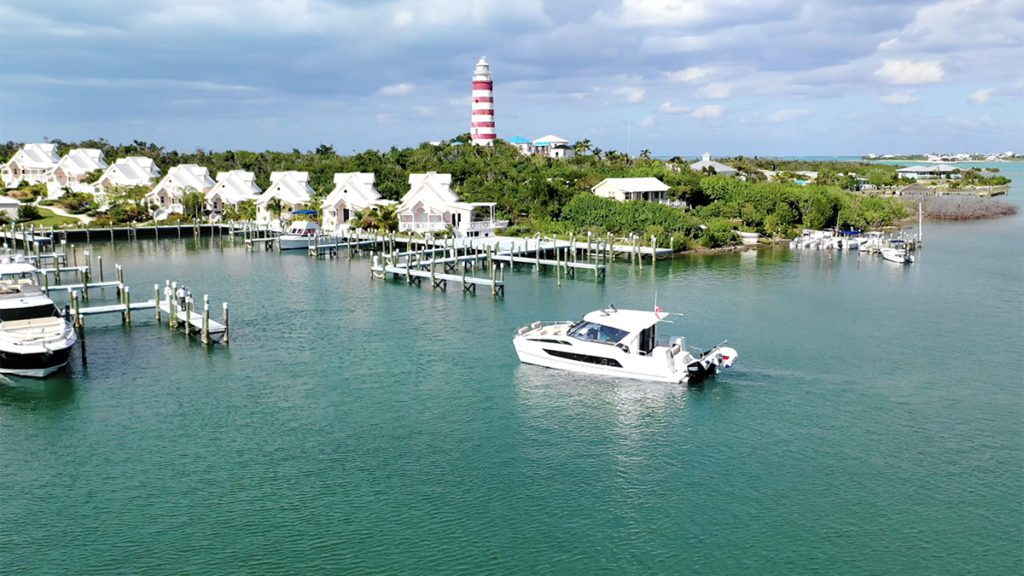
[516,320,574,335]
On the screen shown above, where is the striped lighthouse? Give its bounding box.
[470,56,496,145]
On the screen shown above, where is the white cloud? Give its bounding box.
[695,82,731,99]
[639,115,657,128]
[640,34,711,53]
[874,59,945,85]
[378,83,413,96]
[769,108,811,122]
[665,66,715,83]
[968,88,994,105]
[881,90,917,105]
[691,105,723,118]
[659,102,691,114]
[612,86,646,102]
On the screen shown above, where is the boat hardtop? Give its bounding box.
[285,220,319,236]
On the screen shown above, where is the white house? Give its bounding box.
[205,170,262,215]
[896,164,960,180]
[49,148,108,197]
[0,197,19,221]
[1,143,60,188]
[396,172,507,238]
[506,136,535,156]
[321,173,392,232]
[533,135,574,159]
[689,153,738,176]
[145,164,216,218]
[592,177,671,202]
[255,171,314,225]
[94,157,161,197]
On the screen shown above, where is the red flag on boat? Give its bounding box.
[655,305,664,319]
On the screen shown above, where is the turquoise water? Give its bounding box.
[2,166,1022,574]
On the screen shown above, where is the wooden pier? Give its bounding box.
[371,255,505,296]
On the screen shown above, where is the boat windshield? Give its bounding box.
[0,304,61,322]
[567,321,629,344]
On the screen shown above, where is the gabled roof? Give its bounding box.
[270,171,309,185]
[56,148,107,176]
[398,172,458,211]
[256,172,313,206]
[533,134,569,146]
[150,164,215,196]
[689,152,738,175]
[99,156,161,186]
[592,177,670,193]
[206,170,261,204]
[322,172,380,208]
[11,143,60,169]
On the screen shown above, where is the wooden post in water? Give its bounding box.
[556,241,561,287]
[97,256,104,282]
[169,281,177,330]
[185,297,192,341]
[202,295,210,345]
[651,235,657,265]
[73,291,86,366]
[154,284,161,322]
[222,302,230,345]
[125,286,132,326]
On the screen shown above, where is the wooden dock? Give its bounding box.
[371,256,505,296]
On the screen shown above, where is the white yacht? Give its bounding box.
[513,306,737,384]
[880,247,914,264]
[277,220,320,251]
[0,257,77,378]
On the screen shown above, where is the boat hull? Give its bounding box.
[514,341,689,383]
[277,236,313,251]
[0,345,74,378]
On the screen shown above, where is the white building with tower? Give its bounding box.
[470,57,496,145]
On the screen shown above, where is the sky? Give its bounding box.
[0,0,1021,156]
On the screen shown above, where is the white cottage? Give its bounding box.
[2,143,60,188]
[50,148,108,197]
[689,153,738,176]
[592,177,670,202]
[145,164,215,218]
[533,135,574,159]
[397,172,507,238]
[255,171,314,225]
[321,173,392,232]
[94,157,161,198]
[205,170,262,215]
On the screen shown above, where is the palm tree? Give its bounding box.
[373,204,399,233]
[267,197,283,220]
[639,149,652,161]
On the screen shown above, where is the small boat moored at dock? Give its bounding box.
[277,220,320,251]
[0,256,77,378]
[513,305,737,384]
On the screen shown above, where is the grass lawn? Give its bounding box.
[25,207,80,227]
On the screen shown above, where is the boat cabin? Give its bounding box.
[284,220,319,237]
[570,308,670,356]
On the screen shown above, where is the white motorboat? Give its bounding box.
[277,220,320,250]
[513,306,737,384]
[0,256,77,378]
[880,247,914,264]
[736,231,760,246]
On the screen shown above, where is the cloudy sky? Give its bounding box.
[1,0,1021,156]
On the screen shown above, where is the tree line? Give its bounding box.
[2,137,911,247]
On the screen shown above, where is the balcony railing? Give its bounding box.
[465,219,509,230]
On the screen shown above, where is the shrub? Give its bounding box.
[17,204,41,221]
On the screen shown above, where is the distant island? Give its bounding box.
[0,137,1015,251]
[864,151,1020,162]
